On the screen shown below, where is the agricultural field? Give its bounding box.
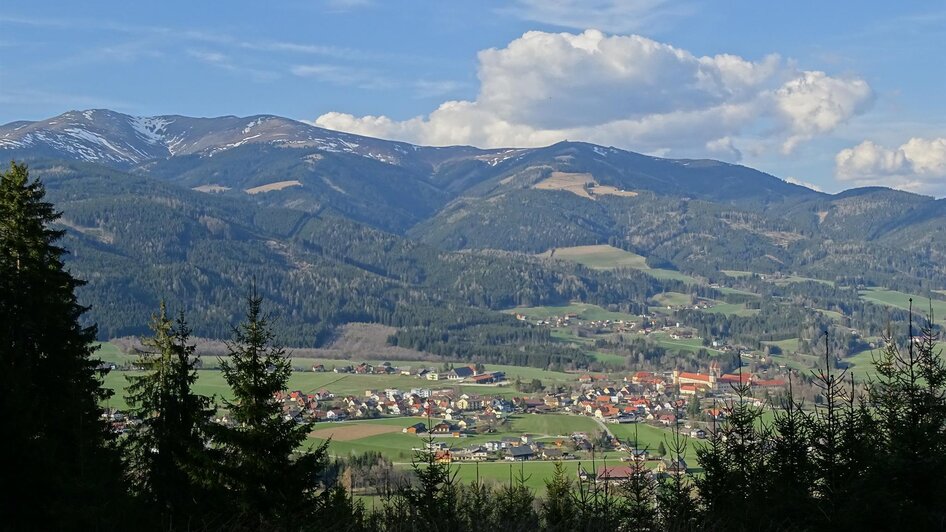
[814,308,846,322]
[652,291,692,308]
[608,423,705,463]
[538,244,698,283]
[842,347,885,381]
[644,332,721,355]
[762,338,800,354]
[859,288,946,326]
[714,286,760,298]
[307,414,602,463]
[305,413,697,492]
[539,244,647,269]
[703,301,759,317]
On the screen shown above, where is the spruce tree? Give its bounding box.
[766,378,816,529]
[542,461,577,532]
[656,425,696,531]
[217,289,331,529]
[493,464,539,531]
[0,162,124,528]
[123,305,217,529]
[869,305,946,528]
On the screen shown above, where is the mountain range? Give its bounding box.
[3,109,944,354]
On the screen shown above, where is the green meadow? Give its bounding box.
[859,288,946,326]
[539,244,698,284]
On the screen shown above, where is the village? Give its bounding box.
[258,360,787,477]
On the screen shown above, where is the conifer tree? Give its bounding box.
[459,466,497,532]
[656,425,696,531]
[869,304,946,528]
[493,464,539,531]
[619,445,658,531]
[217,289,332,529]
[123,305,217,528]
[0,162,124,528]
[766,378,815,529]
[542,461,577,532]
[809,332,850,523]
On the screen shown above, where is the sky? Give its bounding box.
[1,0,944,195]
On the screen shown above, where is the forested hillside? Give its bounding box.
[36,160,685,368]
[4,109,945,367]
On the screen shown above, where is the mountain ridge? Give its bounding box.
[4,108,945,304]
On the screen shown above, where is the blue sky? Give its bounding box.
[1,0,944,195]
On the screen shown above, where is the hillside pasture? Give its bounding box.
[539,244,648,269]
[537,244,698,283]
[859,288,946,325]
[244,180,302,194]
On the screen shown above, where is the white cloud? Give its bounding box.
[774,71,873,153]
[835,137,946,195]
[503,0,692,34]
[315,30,872,160]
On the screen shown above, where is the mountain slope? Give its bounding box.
[4,109,945,294]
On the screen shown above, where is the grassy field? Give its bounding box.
[644,332,722,355]
[609,423,705,463]
[305,413,702,492]
[859,288,946,325]
[703,302,758,317]
[715,286,761,298]
[307,414,603,463]
[653,292,691,307]
[762,338,800,353]
[507,414,599,436]
[539,245,698,283]
[540,244,648,269]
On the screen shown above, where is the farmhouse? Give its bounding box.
[505,446,534,461]
[404,422,428,434]
[448,366,476,380]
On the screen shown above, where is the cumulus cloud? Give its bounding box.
[315,30,872,160]
[835,137,946,195]
[774,71,873,153]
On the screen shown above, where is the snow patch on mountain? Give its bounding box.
[130,116,171,145]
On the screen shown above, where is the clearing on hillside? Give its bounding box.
[532,172,637,200]
[538,244,697,283]
[192,184,232,193]
[244,180,302,194]
[538,244,648,269]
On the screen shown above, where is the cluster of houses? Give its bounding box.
[517,312,638,333]
[274,386,523,425]
[410,432,601,464]
[583,458,689,484]
[276,359,786,428]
